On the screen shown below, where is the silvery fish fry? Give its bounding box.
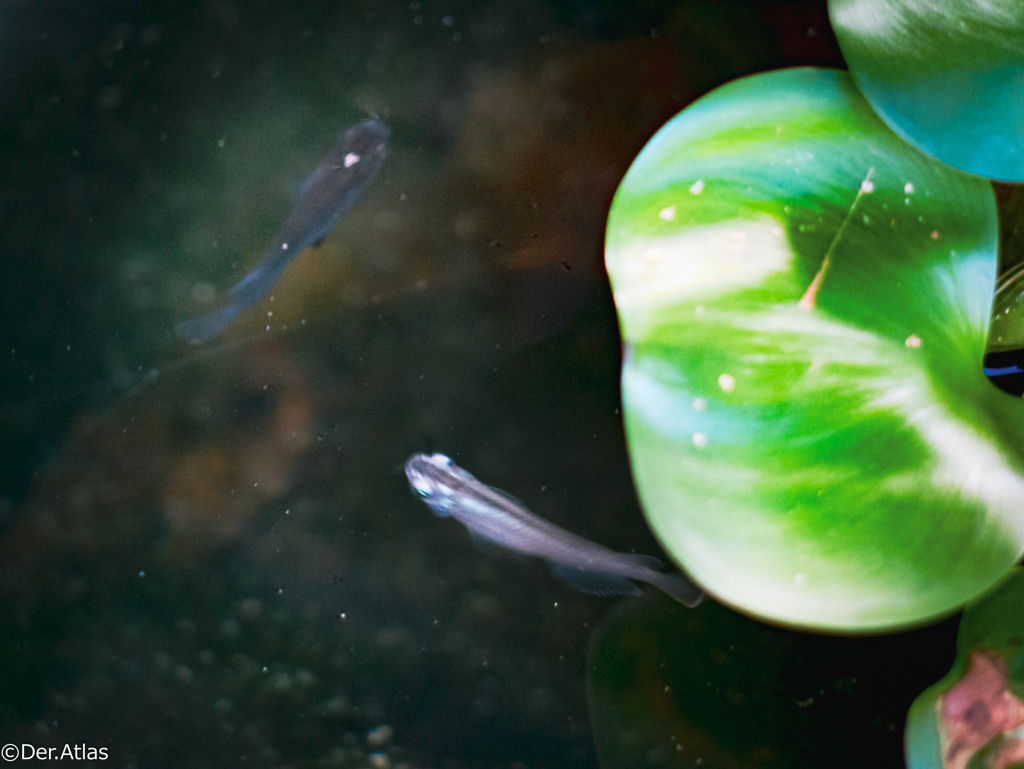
[176,118,390,344]
[405,452,704,606]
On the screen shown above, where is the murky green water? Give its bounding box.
[0,2,965,767]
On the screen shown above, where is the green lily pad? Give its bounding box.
[829,0,1024,182]
[905,569,1024,769]
[605,67,1019,631]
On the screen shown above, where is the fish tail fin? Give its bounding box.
[643,570,705,608]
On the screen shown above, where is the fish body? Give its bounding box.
[985,365,1023,377]
[176,118,390,344]
[404,452,704,606]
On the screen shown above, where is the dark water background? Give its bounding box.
[0,1,960,767]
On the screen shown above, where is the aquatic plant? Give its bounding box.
[599,0,1024,764]
[829,0,1024,182]
[598,0,1024,638]
[606,65,1016,631]
[905,568,1024,769]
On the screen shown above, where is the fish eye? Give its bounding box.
[410,478,433,497]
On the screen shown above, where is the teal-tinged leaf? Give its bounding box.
[905,568,1024,769]
[829,0,1024,182]
[605,67,1017,631]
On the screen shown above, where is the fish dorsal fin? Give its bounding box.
[547,562,642,597]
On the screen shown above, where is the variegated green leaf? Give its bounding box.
[829,0,1024,181]
[606,67,1016,631]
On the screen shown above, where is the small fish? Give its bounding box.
[985,365,1024,377]
[405,452,704,606]
[176,118,390,344]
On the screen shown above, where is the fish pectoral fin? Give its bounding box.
[547,562,642,597]
[483,483,531,510]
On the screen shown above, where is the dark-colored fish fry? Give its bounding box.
[177,118,390,344]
